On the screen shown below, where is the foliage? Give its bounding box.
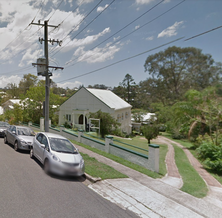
[89,110,120,138]
[195,134,222,174]
[113,74,138,107]
[144,46,221,105]
[19,74,38,95]
[141,123,159,144]
[111,127,125,138]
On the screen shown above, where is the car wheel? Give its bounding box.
[44,159,50,175]
[14,141,18,151]
[30,148,34,159]
[4,135,8,144]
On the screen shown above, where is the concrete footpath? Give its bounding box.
[75,144,222,218]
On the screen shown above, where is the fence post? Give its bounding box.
[60,125,65,136]
[148,144,159,173]
[28,121,32,127]
[78,130,83,143]
[49,119,51,127]
[105,135,113,153]
[40,117,44,132]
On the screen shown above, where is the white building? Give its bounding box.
[59,87,132,134]
[1,99,23,113]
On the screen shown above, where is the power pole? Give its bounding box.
[31,20,63,132]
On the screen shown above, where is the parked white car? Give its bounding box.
[30,132,85,177]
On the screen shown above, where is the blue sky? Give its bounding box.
[0,0,221,89]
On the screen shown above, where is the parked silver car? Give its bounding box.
[0,121,10,137]
[4,125,35,151]
[30,132,85,177]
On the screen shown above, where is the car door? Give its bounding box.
[39,135,49,162]
[8,126,16,144]
[34,133,44,163]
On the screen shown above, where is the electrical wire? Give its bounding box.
[49,0,103,55]
[65,0,185,68]
[184,25,222,41]
[57,37,184,83]
[47,0,65,21]
[0,0,46,53]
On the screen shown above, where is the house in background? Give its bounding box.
[131,113,156,132]
[59,86,132,134]
[1,99,22,113]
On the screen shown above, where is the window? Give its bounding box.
[125,112,128,119]
[66,114,71,122]
[122,113,124,120]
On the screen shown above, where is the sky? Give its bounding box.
[0,0,221,90]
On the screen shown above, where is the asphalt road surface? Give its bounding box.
[0,138,139,218]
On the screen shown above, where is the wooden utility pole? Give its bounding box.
[31,20,63,132]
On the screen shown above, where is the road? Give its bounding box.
[0,138,138,218]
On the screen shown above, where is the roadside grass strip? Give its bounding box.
[173,144,208,198]
[81,153,128,180]
[71,140,168,179]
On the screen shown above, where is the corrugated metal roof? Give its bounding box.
[10,99,21,104]
[86,88,132,110]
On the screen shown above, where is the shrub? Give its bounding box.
[197,137,222,173]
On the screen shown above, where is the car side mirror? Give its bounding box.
[41,144,45,149]
[12,131,17,135]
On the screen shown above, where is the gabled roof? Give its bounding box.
[86,88,132,110]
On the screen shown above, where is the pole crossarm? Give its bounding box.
[31,21,58,28]
[32,63,64,70]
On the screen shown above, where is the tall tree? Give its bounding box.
[5,83,20,99]
[19,74,38,95]
[144,46,222,105]
[121,74,136,104]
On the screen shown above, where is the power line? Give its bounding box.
[50,0,103,55]
[48,0,84,36]
[184,25,222,41]
[0,66,34,76]
[0,0,46,53]
[53,0,116,57]
[57,37,184,83]
[65,0,185,68]
[48,0,65,21]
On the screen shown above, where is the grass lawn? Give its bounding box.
[81,153,128,180]
[112,135,149,155]
[71,139,168,179]
[173,144,208,198]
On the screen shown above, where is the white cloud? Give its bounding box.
[135,25,140,30]
[135,0,154,5]
[77,0,94,5]
[97,4,109,13]
[61,27,111,53]
[158,21,184,38]
[57,81,82,89]
[72,42,121,64]
[146,36,154,41]
[0,75,22,88]
[19,45,42,67]
[113,36,120,41]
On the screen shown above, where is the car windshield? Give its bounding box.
[49,138,77,153]
[0,122,9,127]
[17,128,35,136]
